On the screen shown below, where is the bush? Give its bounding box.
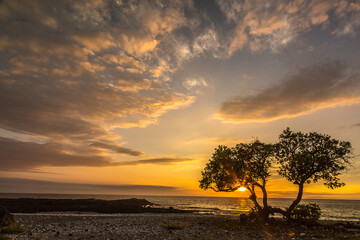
[290,203,321,222]
[0,223,25,234]
[0,235,10,240]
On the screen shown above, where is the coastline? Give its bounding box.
[2,212,359,240]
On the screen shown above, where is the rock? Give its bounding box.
[300,232,306,236]
[0,206,15,227]
[239,214,248,222]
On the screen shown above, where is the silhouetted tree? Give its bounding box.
[199,140,275,220]
[199,128,353,221]
[273,128,352,219]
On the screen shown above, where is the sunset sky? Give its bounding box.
[1,0,360,199]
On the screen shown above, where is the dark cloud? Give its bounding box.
[0,0,197,169]
[119,157,194,165]
[0,137,192,170]
[217,61,360,123]
[0,137,116,170]
[0,177,179,195]
[89,140,143,156]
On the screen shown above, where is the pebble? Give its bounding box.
[6,213,360,240]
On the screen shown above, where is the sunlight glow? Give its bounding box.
[238,187,246,192]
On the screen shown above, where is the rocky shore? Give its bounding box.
[0,198,191,214]
[1,198,360,239]
[1,213,359,240]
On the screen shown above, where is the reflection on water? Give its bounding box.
[1,193,359,221]
[236,197,250,212]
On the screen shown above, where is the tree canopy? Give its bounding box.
[199,128,353,220]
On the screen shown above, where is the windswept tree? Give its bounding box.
[199,140,275,219]
[274,128,352,218]
[199,128,353,221]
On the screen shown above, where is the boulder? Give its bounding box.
[0,206,15,227]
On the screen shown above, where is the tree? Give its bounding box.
[274,128,352,218]
[199,140,275,219]
[199,128,353,221]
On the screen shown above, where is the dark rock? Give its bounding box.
[0,206,15,227]
[239,214,248,222]
[0,198,192,214]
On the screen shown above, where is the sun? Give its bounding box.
[238,187,246,192]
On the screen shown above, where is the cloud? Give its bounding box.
[333,1,360,35]
[183,76,208,94]
[351,123,360,128]
[0,0,200,170]
[0,177,179,195]
[89,140,143,156]
[216,0,358,54]
[119,157,194,166]
[1,0,359,171]
[0,137,117,170]
[192,28,220,56]
[0,137,193,171]
[216,61,360,123]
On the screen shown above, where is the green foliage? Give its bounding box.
[289,203,321,222]
[276,128,352,188]
[162,224,184,230]
[0,223,25,234]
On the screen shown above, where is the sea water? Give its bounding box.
[1,193,359,221]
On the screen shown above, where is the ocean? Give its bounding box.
[1,193,359,221]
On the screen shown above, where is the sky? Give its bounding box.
[0,0,360,199]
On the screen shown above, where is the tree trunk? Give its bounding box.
[248,185,262,211]
[286,183,304,217]
[260,185,268,208]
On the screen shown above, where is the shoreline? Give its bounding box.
[1,197,359,222]
[11,211,360,222]
[2,212,359,240]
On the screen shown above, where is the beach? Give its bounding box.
[3,213,360,240]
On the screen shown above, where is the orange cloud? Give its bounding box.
[216,61,360,123]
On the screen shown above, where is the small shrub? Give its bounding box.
[0,223,25,234]
[0,235,10,240]
[162,223,184,230]
[290,203,321,222]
